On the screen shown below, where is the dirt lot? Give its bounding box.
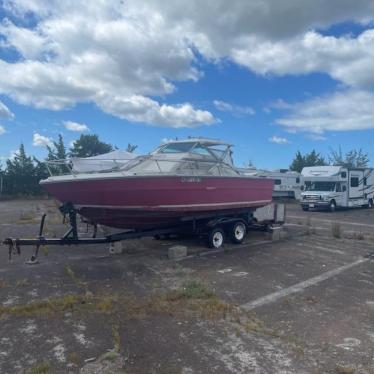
[0,199,373,373]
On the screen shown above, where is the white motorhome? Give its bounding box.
[238,168,301,199]
[261,169,301,199]
[300,166,374,211]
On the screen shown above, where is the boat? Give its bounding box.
[40,139,274,230]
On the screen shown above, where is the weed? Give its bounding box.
[64,265,86,288]
[165,281,215,301]
[0,294,81,317]
[68,352,79,365]
[353,231,365,240]
[25,361,50,374]
[17,211,37,224]
[335,363,356,374]
[0,279,6,288]
[97,295,118,314]
[102,351,119,361]
[112,324,121,352]
[331,222,342,238]
[16,278,29,287]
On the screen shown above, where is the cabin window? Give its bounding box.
[296,177,300,184]
[274,179,282,185]
[341,171,347,178]
[159,142,194,153]
[350,177,359,188]
[336,183,342,192]
[190,145,211,156]
[342,185,347,192]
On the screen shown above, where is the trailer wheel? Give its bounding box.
[229,221,247,244]
[368,199,373,208]
[207,227,225,249]
[329,200,336,212]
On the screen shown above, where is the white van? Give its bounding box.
[300,166,374,211]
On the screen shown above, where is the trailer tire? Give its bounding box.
[367,199,373,208]
[229,221,247,244]
[329,200,336,212]
[207,227,225,249]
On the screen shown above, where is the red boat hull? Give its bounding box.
[41,175,273,229]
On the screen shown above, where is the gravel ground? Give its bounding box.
[0,198,373,373]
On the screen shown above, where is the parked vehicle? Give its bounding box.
[300,166,374,211]
[239,168,301,199]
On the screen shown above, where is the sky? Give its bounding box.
[1,1,374,169]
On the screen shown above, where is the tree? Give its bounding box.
[126,143,138,153]
[45,134,68,175]
[289,150,326,172]
[69,134,114,157]
[46,134,67,161]
[4,144,41,195]
[329,147,369,168]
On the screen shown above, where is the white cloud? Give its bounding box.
[1,1,374,130]
[269,135,290,144]
[33,132,53,147]
[0,100,14,119]
[0,125,5,135]
[276,90,374,133]
[64,121,89,132]
[213,100,255,116]
[98,95,215,128]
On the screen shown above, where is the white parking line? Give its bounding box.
[296,242,346,255]
[287,215,374,229]
[241,257,370,311]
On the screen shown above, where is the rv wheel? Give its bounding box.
[329,200,336,212]
[207,227,225,249]
[229,221,247,244]
[368,199,373,208]
[302,206,309,211]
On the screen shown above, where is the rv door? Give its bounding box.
[349,170,364,199]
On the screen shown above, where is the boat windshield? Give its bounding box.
[305,181,336,192]
[158,142,195,153]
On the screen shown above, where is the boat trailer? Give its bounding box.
[2,203,184,263]
[2,203,282,263]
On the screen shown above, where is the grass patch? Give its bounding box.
[17,211,37,224]
[112,324,121,352]
[164,281,215,301]
[0,294,83,318]
[16,278,29,287]
[25,361,50,374]
[102,350,119,361]
[335,363,356,374]
[64,265,86,288]
[331,222,342,239]
[352,231,365,240]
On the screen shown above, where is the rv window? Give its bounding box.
[336,183,342,192]
[341,171,347,178]
[296,177,300,184]
[274,179,282,185]
[350,177,359,188]
[364,177,367,186]
[342,185,347,192]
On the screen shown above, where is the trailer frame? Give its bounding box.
[3,202,276,262]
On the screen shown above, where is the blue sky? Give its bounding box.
[1,1,374,169]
